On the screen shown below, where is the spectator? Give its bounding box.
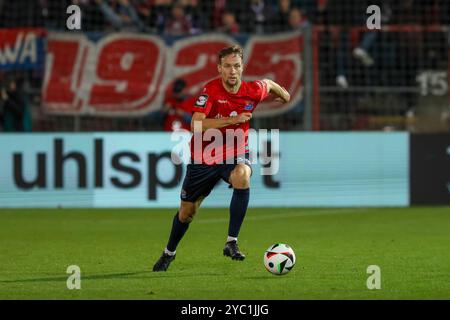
[352,1,390,69]
[211,0,226,29]
[162,78,193,132]
[40,0,72,30]
[144,78,192,131]
[95,0,147,32]
[134,0,153,25]
[288,7,309,30]
[217,11,240,35]
[327,0,360,88]
[240,0,274,34]
[326,0,384,88]
[267,0,301,10]
[296,0,317,21]
[164,2,193,36]
[271,0,292,32]
[147,0,172,34]
[0,76,31,132]
[183,0,209,34]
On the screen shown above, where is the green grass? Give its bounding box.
[0,207,449,300]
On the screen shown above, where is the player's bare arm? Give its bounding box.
[263,79,290,103]
[190,112,252,132]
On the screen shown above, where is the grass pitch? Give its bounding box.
[0,207,449,300]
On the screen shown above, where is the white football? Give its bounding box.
[264,243,296,275]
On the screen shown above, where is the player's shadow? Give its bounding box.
[242,276,284,280]
[0,271,225,283]
[0,271,151,284]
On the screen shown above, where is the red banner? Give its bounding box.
[0,28,46,71]
[42,32,304,117]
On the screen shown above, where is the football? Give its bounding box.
[264,243,296,275]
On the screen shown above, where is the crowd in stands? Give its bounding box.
[0,75,32,132]
[0,0,310,33]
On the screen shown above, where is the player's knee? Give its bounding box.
[179,204,196,223]
[231,165,251,189]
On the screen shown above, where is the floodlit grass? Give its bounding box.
[0,207,449,299]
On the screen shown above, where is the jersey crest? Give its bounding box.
[195,94,208,108]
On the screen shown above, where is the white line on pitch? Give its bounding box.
[196,208,373,224]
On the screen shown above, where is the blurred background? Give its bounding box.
[0,0,448,133]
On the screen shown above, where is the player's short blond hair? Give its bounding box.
[218,45,243,65]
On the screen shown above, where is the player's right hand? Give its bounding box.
[232,112,252,124]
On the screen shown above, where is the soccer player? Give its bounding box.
[153,45,290,271]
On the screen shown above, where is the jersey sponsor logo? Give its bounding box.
[42,32,302,117]
[244,104,254,110]
[218,99,228,103]
[195,94,208,107]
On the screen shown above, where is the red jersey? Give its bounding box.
[190,78,269,165]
